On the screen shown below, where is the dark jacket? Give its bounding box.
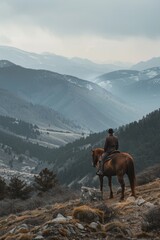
[104,134,119,154]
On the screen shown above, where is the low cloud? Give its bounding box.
[0,0,160,39]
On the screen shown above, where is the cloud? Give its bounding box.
[0,0,160,39]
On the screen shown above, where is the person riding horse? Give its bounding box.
[97,128,119,175]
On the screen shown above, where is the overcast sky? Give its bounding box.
[0,0,160,64]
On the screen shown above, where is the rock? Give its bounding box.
[67,215,73,220]
[126,196,136,203]
[76,223,85,230]
[52,213,68,223]
[80,186,102,202]
[135,197,145,206]
[34,235,44,240]
[9,227,16,234]
[145,202,155,208]
[89,222,99,230]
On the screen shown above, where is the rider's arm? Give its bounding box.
[104,137,109,152]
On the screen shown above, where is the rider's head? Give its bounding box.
[108,128,114,134]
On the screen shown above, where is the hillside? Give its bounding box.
[0,88,79,132]
[0,60,138,132]
[48,108,160,187]
[0,178,159,239]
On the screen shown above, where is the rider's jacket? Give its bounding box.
[104,134,119,154]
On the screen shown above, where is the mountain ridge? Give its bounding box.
[0,45,123,79]
[0,60,138,132]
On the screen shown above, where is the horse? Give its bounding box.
[92,148,136,201]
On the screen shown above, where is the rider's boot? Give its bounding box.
[96,160,103,175]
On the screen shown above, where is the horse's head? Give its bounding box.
[91,148,104,167]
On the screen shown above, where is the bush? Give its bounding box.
[142,206,160,231]
[34,168,58,192]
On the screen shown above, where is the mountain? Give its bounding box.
[0,60,138,132]
[0,46,122,79]
[95,67,160,114]
[0,88,83,147]
[131,56,160,71]
[121,72,160,113]
[94,69,140,94]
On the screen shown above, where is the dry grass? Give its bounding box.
[73,205,104,223]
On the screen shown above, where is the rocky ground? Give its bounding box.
[0,179,160,240]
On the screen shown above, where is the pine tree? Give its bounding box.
[34,168,58,192]
[8,176,32,199]
[0,176,7,200]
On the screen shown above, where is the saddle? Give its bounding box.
[104,150,120,163]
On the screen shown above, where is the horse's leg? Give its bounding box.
[108,176,113,199]
[99,175,103,199]
[127,162,136,197]
[117,174,125,201]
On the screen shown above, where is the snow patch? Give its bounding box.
[86,84,93,91]
[99,80,112,91]
[146,70,158,78]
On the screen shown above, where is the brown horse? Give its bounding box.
[92,148,136,200]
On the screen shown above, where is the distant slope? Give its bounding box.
[95,67,160,114]
[0,60,138,132]
[0,45,122,79]
[0,88,79,132]
[131,56,160,70]
[95,69,140,94]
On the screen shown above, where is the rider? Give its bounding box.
[97,128,119,175]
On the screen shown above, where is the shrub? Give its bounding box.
[142,205,160,231]
[34,168,58,192]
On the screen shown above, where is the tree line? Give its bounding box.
[0,168,57,200]
[0,115,40,138]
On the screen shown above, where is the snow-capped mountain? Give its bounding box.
[0,46,122,80]
[0,60,139,132]
[95,67,160,114]
[94,70,140,94]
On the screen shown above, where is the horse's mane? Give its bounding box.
[94,148,104,154]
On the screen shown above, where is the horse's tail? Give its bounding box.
[126,158,136,197]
